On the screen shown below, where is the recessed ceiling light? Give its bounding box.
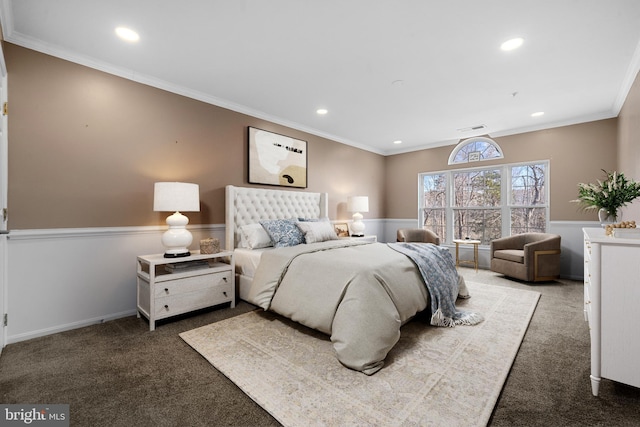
[531,111,545,117]
[115,27,140,42]
[393,140,402,145]
[316,108,328,115]
[500,37,523,51]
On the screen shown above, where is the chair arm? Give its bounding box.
[423,229,440,245]
[533,249,561,281]
[523,236,561,264]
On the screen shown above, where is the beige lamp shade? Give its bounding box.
[153,182,200,212]
[347,196,369,213]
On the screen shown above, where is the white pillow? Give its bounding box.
[297,220,339,244]
[239,223,273,249]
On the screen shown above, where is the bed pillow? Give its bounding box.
[296,220,339,244]
[259,218,305,248]
[239,223,273,249]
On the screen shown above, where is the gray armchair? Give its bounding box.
[397,228,440,245]
[490,233,561,282]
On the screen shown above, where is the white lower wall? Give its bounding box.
[1,233,7,352]
[5,219,592,345]
[381,219,593,280]
[547,220,596,280]
[6,225,224,344]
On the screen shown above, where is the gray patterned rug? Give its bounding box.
[180,282,540,427]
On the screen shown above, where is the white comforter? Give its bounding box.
[248,240,464,374]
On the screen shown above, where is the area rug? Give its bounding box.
[180,282,540,427]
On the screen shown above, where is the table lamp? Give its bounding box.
[347,196,369,237]
[154,182,200,258]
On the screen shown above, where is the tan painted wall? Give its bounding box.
[385,119,618,221]
[617,71,640,220]
[5,43,384,229]
[5,42,632,229]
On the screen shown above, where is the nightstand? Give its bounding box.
[136,250,235,331]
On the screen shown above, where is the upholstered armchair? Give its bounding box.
[490,233,561,282]
[397,228,440,245]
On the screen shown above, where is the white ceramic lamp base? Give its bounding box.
[161,211,193,258]
[351,212,365,237]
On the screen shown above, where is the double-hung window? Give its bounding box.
[419,161,549,245]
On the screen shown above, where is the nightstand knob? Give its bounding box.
[223,277,227,282]
[223,291,227,297]
[164,288,169,294]
[164,304,169,310]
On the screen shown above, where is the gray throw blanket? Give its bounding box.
[388,242,483,327]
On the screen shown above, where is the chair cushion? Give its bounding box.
[494,249,525,263]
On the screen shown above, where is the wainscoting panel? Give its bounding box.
[548,221,596,280]
[4,220,591,345]
[381,219,593,280]
[1,234,6,352]
[6,225,224,344]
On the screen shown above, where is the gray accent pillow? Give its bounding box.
[297,220,338,244]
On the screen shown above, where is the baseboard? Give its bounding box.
[6,309,137,345]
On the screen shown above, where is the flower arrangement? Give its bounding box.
[572,170,640,216]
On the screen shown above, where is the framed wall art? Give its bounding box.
[334,222,350,237]
[248,127,308,188]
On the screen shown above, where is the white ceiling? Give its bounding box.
[2,0,640,155]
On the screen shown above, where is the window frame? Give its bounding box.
[418,160,550,245]
[448,137,504,165]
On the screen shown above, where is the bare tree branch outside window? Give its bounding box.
[420,162,548,245]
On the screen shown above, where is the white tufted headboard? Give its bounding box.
[225,185,329,251]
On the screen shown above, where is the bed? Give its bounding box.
[225,185,481,375]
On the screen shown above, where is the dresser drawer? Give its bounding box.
[154,270,231,298]
[154,282,233,319]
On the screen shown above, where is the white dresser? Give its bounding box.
[583,227,640,396]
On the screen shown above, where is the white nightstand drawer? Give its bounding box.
[154,282,233,319]
[154,271,231,298]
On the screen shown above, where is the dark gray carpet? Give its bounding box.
[1,269,639,426]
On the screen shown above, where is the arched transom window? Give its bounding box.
[448,137,503,165]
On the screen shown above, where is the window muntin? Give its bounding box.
[419,161,549,245]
